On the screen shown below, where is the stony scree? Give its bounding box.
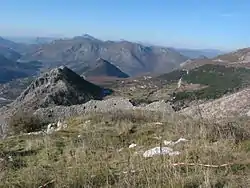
[139,100,174,112]
[34,97,174,121]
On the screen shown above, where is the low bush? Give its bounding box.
[8,111,47,135]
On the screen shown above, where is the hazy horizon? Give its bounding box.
[2,34,229,52]
[1,0,250,51]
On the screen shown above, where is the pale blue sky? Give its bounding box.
[1,0,250,50]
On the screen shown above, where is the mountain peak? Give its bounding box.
[73,34,100,41]
[82,34,97,39]
[83,58,129,78]
[95,57,112,66]
[12,66,104,111]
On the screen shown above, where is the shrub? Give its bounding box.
[8,111,47,134]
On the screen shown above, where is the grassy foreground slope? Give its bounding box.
[0,111,250,187]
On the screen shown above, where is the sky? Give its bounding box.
[1,0,250,50]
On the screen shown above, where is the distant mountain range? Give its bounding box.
[18,35,188,76]
[174,48,225,59]
[4,36,59,44]
[0,34,247,83]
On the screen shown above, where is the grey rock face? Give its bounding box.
[11,66,103,111]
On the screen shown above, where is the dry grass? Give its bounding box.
[0,110,250,187]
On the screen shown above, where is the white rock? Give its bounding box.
[174,138,188,144]
[154,122,163,125]
[177,77,182,88]
[57,120,63,130]
[163,140,174,146]
[246,110,250,116]
[85,120,91,124]
[26,131,44,136]
[56,120,67,130]
[163,137,188,146]
[143,147,180,158]
[46,123,57,134]
[153,136,162,140]
[168,151,181,156]
[129,143,137,148]
[8,155,13,162]
[46,123,53,133]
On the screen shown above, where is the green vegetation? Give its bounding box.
[0,111,250,187]
[173,64,250,102]
[108,64,250,107]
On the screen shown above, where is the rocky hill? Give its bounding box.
[83,58,129,78]
[0,66,111,137]
[180,47,250,70]
[9,66,104,111]
[214,48,250,63]
[181,87,250,120]
[20,36,188,76]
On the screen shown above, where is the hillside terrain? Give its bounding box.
[0,77,34,100]
[181,87,250,119]
[0,37,31,54]
[181,47,250,70]
[170,65,250,100]
[0,66,111,137]
[0,36,250,187]
[103,64,250,110]
[0,63,249,187]
[0,46,21,61]
[0,55,42,84]
[9,66,105,111]
[0,77,34,107]
[19,36,188,76]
